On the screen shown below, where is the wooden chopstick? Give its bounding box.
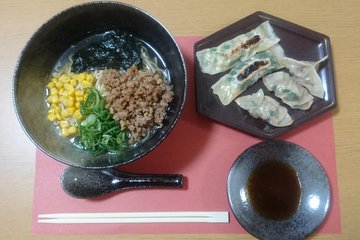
[38,211,229,224]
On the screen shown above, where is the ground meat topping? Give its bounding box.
[101,66,174,142]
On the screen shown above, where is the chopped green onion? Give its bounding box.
[77,87,129,155]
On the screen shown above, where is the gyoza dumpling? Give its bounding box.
[196,21,280,75]
[235,89,293,127]
[263,71,314,110]
[211,45,284,105]
[281,56,327,99]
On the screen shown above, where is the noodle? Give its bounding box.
[93,70,108,97]
[141,47,169,81]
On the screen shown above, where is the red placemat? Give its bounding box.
[32,36,341,235]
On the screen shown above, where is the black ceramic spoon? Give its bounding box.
[60,166,183,199]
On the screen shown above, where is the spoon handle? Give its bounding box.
[115,171,183,189]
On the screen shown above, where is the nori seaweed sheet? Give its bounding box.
[71,31,142,73]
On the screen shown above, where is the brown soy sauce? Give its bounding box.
[247,160,301,220]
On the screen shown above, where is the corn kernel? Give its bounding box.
[73,109,83,121]
[75,96,84,103]
[68,126,78,135]
[47,95,59,104]
[55,81,63,88]
[47,81,55,88]
[59,74,71,83]
[48,108,55,114]
[58,88,64,95]
[67,107,76,115]
[63,98,75,108]
[49,103,56,109]
[64,83,74,91]
[75,102,81,109]
[60,120,70,129]
[51,77,59,83]
[78,73,86,82]
[59,95,67,103]
[47,113,57,122]
[75,90,84,97]
[56,113,62,121]
[85,74,94,83]
[61,128,70,137]
[68,89,75,97]
[81,81,92,89]
[50,88,58,95]
[61,109,71,118]
[51,105,60,115]
[53,96,60,104]
[55,107,61,114]
[70,78,78,87]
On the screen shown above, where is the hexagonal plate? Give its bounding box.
[194,11,336,139]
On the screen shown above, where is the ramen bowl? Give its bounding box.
[12,2,186,168]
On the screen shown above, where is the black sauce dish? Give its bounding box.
[227,140,330,240]
[12,2,187,168]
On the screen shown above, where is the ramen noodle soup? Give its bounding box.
[45,31,174,155]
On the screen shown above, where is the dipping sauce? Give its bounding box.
[247,160,301,220]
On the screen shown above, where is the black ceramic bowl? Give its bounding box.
[227,141,330,239]
[13,2,186,168]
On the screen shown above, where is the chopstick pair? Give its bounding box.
[38,211,229,224]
